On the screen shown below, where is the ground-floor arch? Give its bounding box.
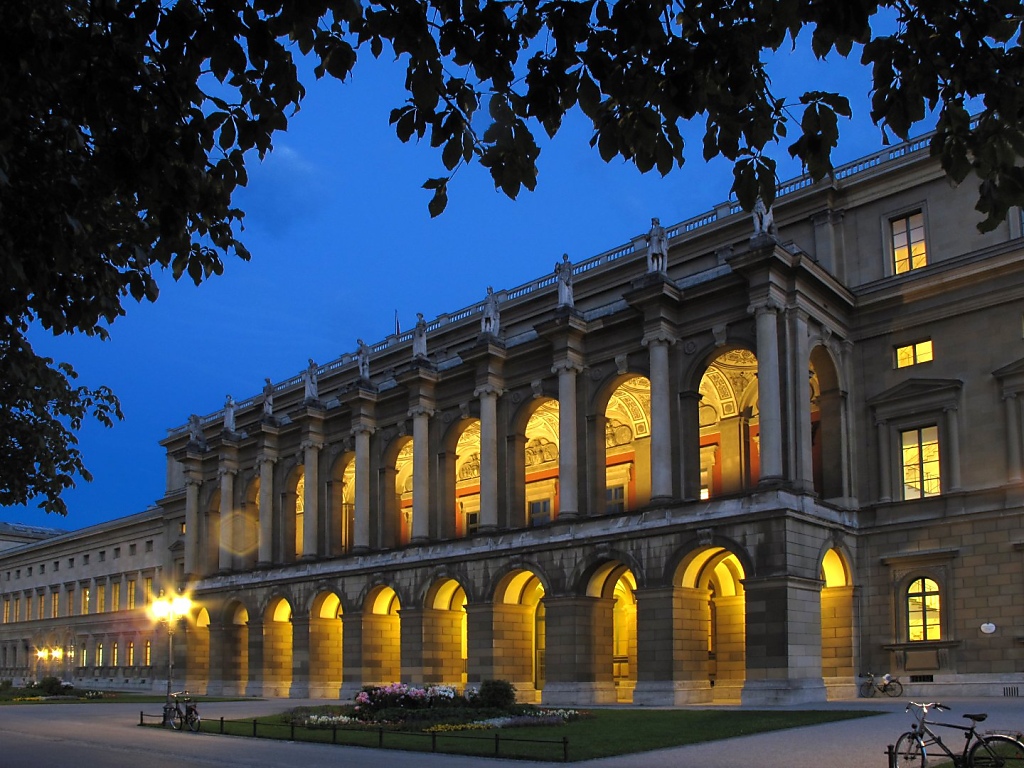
[309,591,343,697]
[820,547,855,698]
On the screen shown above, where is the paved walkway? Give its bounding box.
[192,696,1024,768]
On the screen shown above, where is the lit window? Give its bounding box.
[97,585,106,613]
[145,640,151,666]
[892,211,927,274]
[111,642,118,667]
[907,577,941,641]
[128,641,135,667]
[901,426,941,499]
[606,486,626,515]
[896,340,933,368]
[96,643,104,667]
[81,587,90,615]
[2,599,7,624]
[144,577,153,605]
[111,582,120,612]
[37,594,44,620]
[51,591,59,618]
[127,580,136,610]
[13,598,20,622]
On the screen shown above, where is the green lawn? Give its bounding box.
[199,707,880,762]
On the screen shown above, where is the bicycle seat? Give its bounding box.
[963,713,988,722]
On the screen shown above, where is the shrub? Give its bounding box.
[0,680,12,692]
[475,680,516,709]
[38,676,66,696]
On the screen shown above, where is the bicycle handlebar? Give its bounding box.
[906,701,950,713]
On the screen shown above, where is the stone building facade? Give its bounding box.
[3,130,1024,704]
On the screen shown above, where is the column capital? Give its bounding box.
[408,405,435,419]
[474,383,504,399]
[641,332,676,348]
[351,423,376,438]
[217,466,238,478]
[551,360,582,376]
[1003,392,1020,402]
[747,297,783,317]
[300,438,324,452]
[184,476,202,488]
[256,452,279,465]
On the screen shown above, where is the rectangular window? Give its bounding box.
[2,600,8,623]
[127,579,136,610]
[51,591,59,618]
[111,642,118,667]
[80,646,88,667]
[65,589,74,617]
[128,641,135,667]
[145,640,152,666]
[97,584,106,613]
[39,564,44,574]
[528,499,551,527]
[26,567,32,576]
[13,598,20,622]
[68,557,74,568]
[113,547,120,559]
[892,211,927,274]
[53,561,59,572]
[145,540,153,553]
[96,643,104,667]
[81,587,90,615]
[82,554,89,565]
[26,596,31,621]
[144,577,153,605]
[901,426,941,499]
[895,340,933,368]
[37,594,44,620]
[606,486,626,515]
[129,543,137,556]
[111,582,120,612]
[98,551,105,562]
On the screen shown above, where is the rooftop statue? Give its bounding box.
[481,286,500,336]
[555,253,574,308]
[646,217,668,274]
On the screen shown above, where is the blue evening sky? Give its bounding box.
[12,34,907,532]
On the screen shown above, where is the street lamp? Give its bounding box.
[149,591,192,723]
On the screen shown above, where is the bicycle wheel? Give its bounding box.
[187,711,201,732]
[969,735,1024,767]
[860,680,876,697]
[884,680,904,697]
[169,708,183,731]
[894,732,926,768]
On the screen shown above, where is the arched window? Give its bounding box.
[907,577,941,641]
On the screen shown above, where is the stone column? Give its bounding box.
[791,309,815,492]
[541,595,616,705]
[644,336,674,501]
[339,613,364,701]
[465,603,497,686]
[632,586,713,705]
[554,362,581,519]
[945,406,961,491]
[301,439,322,559]
[751,301,783,484]
[876,420,892,502]
[398,608,426,683]
[218,467,236,573]
[741,575,827,705]
[184,476,201,578]
[475,385,501,531]
[409,406,433,542]
[353,426,373,552]
[290,614,311,698]
[1006,394,1023,483]
[257,453,276,566]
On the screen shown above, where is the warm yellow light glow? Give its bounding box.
[52,648,63,661]
[148,592,193,624]
[36,649,48,660]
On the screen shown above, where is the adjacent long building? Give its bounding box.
[3,130,1024,705]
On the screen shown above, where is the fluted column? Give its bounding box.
[644,335,673,500]
[184,476,201,578]
[475,384,501,531]
[1006,394,1023,483]
[410,405,434,542]
[257,454,276,566]
[353,426,373,551]
[554,361,580,518]
[218,467,237,572]
[945,406,961,491]
[876,420,892,502]
[301,439,322,559]
[751,301,783,483]
[792,309,814,491]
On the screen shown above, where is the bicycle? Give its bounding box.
[164,690,201,732]
[892,701,1024,767]
[860,672,904,697]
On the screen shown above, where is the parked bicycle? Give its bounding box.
[860,672,904,697]
[893,701,1024,767]
[164,690,201,732]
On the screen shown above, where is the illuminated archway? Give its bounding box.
[232,477,259,570]
[601,376,652,513]
[328,454,356,556]
[820,547,854,694]
[309,592,343,697]
[263,597,293,696]
[363,586,401,685]
[676,547,747,701]
[453,421,482,537]
[587,562,638,702]
[424,578,468,685]
[523,400,560,526]
[810,346,846,501]
[221,602,249,696]
[697,349,760,498]
[494,569,546,701]
[186,606,211,694]
[281,465,304,563]
[393,439,413,546]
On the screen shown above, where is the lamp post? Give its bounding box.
[149,591,192,723]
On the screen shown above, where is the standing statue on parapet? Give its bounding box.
[481,286,500,336]
[555,253,574,308]
[262,378,274,417]
[357,339,372,380]
[224,395,236,432]
[646,217,669,274]
[752,197,777,238]
[412,313,428,359]
[302,358,318,400]
[187,414,203,444]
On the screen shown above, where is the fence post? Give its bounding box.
[431,732,437,752]
[495,732,500,756]
[332,726,337,744]
[290,723,295,740]
[378,727,384,748]
[563,736,569,762]
[886,744,894,768]
[139,711,144,726]
[219,717,224,734]
[253,719,257,737]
